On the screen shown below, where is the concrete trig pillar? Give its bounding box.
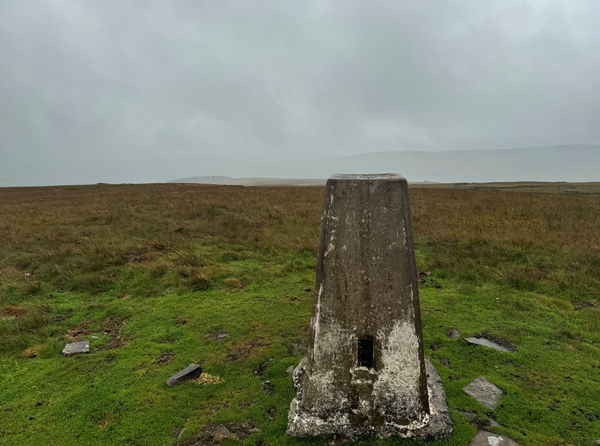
[287,173,452,440]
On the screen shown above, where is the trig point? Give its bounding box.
[287,173,452,440]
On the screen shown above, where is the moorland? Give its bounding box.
[0,183,599,445]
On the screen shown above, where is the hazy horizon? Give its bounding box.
[1,1,600,185]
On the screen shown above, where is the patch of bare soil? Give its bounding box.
[154,350,175,366]
[96,316,129,350]
[181,421,260,446]
[224,336,272,362]
[66,321,92,341]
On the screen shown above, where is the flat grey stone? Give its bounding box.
[62,340,89,356]
[465,337,515,353]
[463,376,503,410]
[166,363,202,387]
[469,430,518,445]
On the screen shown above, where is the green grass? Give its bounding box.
[0,184,599,445]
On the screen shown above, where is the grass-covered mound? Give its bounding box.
[0,183,599,445]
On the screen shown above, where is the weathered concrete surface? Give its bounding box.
[469,430,519,445]
[463,376,504,410]
[465,337,515,353]
[62,340,89,356]
[287,174,452,440]
[166,363,202,387]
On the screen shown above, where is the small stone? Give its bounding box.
[261,380,275,396]
[286,365,295,375]
[166,363,202,387]
[469,430,519,445]
[488,418,500,427]
[465,337,515,353]
[204,331,228,340]
[210,425,236,441]
[62,341,90,356]
[463,376,504,410]
[248,427,262,433]
[446,328,461,339]
[440,358,451,368]
[458,410,477,422]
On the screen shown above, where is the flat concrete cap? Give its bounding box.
[329,173,406,181]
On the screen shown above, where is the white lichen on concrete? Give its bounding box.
[373,320,423,417]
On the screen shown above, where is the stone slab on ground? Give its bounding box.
[62,340,89,356]
[463,376,503,410]
[166,363,202,387]
[465,337,515,353]
[469,430,519,445]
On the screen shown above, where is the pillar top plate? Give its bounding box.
[329,173,406,181]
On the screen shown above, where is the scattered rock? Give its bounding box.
[417,270,431,283]
[266,406,277,420]
[62,340,90,356]
[488,418,500,427]
[469,430,518,445]
[429,343,440,351]
[253,359,271,377]
[573,301,596,310]
[446,327,461,339]
[166,363,202,387]
[286,365,295,375]
[465,337,516,353]
[440,358,451,368]
[204,331,228,341]
[209,425,237,442]
[463,376,504,410]
[458,410,478,422]
[304,288,311,293]
[261,380,275,396]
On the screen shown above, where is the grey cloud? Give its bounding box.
[1,0,599,183]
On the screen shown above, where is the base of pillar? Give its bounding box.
[286,357,453,441]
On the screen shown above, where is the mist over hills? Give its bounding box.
[1,145,599,187]
[172,145,600,185]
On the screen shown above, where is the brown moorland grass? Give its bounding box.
[1,183,599,301]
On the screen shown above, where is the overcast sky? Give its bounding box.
[1,1,600,183]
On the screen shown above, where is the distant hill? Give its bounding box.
[169,176,325,186]
[0,177,35,187]
[224,145,600,183]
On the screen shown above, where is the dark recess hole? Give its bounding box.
[357,338,374,368]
